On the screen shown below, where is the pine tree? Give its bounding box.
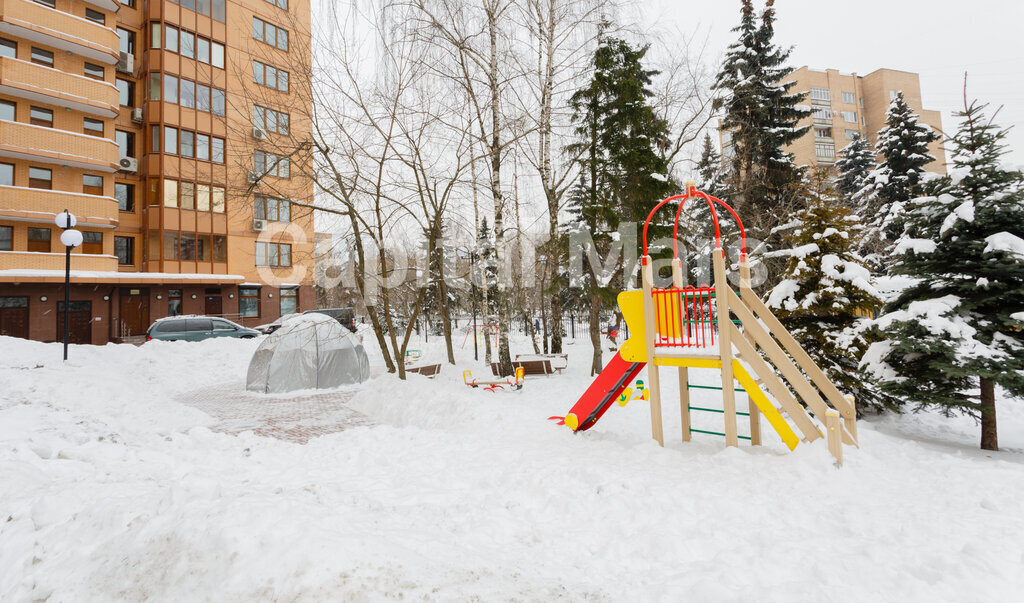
[567,32,673,373]
[713,0,808,233]
[767,171,895,412]
[696,133,728,199]
[863,99,1024,450]
[857,92,940,255]
[834,134,874,205]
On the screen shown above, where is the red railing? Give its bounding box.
[651,286,716,348]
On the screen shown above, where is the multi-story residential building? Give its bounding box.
[0,0,315,344]
[721,67,947,174]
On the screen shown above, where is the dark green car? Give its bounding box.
[146,316,260,342]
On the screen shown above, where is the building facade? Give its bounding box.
[0,0,315,344]
[721,67,947,173]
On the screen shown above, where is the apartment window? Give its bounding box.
[163,179,178,207]
[0,100,13,121]
[212,89,225,116]
[31,47,53,67]
[280,288,298,315]
[213,235,227,261]
[149,72,161,101]
[35,0,56,8]
[859,97,864,108]
[150,125,159,153]
[845,129,860,141]
[196,84,210,112]
[255,196,290,222]
[810,87,830,102]
[164,74,178,103]
[196,133,209,161]
[815,143,836,160]
[165,24,179,53]
[28,227,51,252]
[84,118,104,137]
[180,79,196,109]
[123,0,136,8]
[212,42,224,69]
[116,182,135,212]
[255,151,289,178]
[168,289,182,316]
[30,106,53,127]
[0,225,11,251]
[265,0,288,9]
[196,184,210,211]
[212,186,225,213]
[83,174,103,195]
[116,130,135,158]
[82,231,103,255]
[84,63,104,80]
[180,182,195,210]
[116,78,134,106]
[180,130,194,158]
[814,127,832,140]
[254,106,289,135]
[841,111,857,123]
[197,38,210,64]
[85,8,105,25]
[890,89,902,101]
[115,236,134,265]
[0,163,13,186]
[150,23,161,49]
[256,242,291,267]
[0,38,16,59]
[180,29,193,58]
[841,92,856,104]
[253,60,289,92]
[180,232,196,261]
[211,137,224,164]
[253,17,289,51]
[117,27,135,56]
[812,106,831,121]
[164,126,178,154]
[164,232,178,260]
[28,167,51,189]
[239,287,260,318]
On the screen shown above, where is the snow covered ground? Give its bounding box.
[1,330,1023,601]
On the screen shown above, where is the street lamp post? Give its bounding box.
[55,210,82,361]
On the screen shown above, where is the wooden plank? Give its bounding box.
[740,285,858,430]
[732,361,800,451]
[845,395,858,443]
[679,366,691,442]
[729,324,822,442]
[641,259,664,446]
[748,392,762,446]
[727,288,855,445]
[712,250,738,447]
[826,410,843,466]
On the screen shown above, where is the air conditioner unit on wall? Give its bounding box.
[252,127,267,141]
[131,108,143,123]
[117,52,133,74]
[119,157,138,173]
[252,219,267,232]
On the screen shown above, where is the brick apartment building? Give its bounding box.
[0,0,315,344]
[722,66,947,173]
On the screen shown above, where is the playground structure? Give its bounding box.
[463,367,526,392]
[555,184,857,465]
[461,324,499,351]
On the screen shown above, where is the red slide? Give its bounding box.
[554,351,646,432]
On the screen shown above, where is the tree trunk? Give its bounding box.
[432,227,456,364]
[980,377,998,451]
[588,292,603,376]
[349,209,395,373]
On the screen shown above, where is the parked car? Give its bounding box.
[146,315,260,342]
[253,313,302,335]
[303,307,357,333]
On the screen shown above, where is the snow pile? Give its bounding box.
[984,232,1024,259]
[2,335,1024,599]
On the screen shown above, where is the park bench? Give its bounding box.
[491,359,556,376]
[406,363,441,377]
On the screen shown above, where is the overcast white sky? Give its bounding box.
[641,0,1024,166]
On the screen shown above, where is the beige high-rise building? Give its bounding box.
[0,0,315,344]
[785,66,946,172]
[720,67,946,175]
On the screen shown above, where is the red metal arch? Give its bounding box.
[641,185,747,260]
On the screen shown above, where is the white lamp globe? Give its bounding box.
[54,212,77,229]
[60,229,84,248]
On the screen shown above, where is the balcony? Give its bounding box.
[0,185,118,227]
[0,250,118,273]
[0,56,118,117]
[0,120,119,172]
[81,0,118,11]
[0,0,120,65]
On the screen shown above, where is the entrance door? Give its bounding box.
[119,288,150,337]
[57,301,92,344]
[0,296,29,339]
[205,295,222,316]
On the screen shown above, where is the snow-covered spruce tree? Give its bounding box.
[696,133,729,200]
[834,134,875,206]
[857,92,940,257]
[766,171,895,413]
[713,0,808,236]
[862,100,1024,450]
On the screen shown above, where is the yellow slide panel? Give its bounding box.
[617,290,647,363]
[733,361,800,451]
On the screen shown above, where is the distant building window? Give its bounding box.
[117,27,135,55]
[168,289,182,316]
[117,78,134,107]
[213,235,227,262]
[890,89,902,101]
[116,130,135,158]
[841,111,858,123]
[163,179,178,207]
[253,60,289,93]
[84,117,104,137]
[0,225,11,251]
[255,242,291,267]
[265,0,288,10]
[84,62,104,80]
[845,129,860,141]
[30,47,53,67]
[85,8,105,25]
[35,0,56,8]
[0,162,12,186]
[254,106,290,135]
[815,143,836,160]
[812,106,831,121]
[253,17,289,51]
[255,195,290,222]
[814,127,832,140]
[239,287,260,318]
[280,288,298,315]
[810,87,830,102]
[82,231,103,255]
[83,174,103,195]
[254,150,289,178]
[30,106,53,127]
[0,100,13,121]
[27,227,51,252]
[115,236,134,265]
[116,182,135,212]
[0,38,16,59]
[841,92,856,104]
[28,167,51,190]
